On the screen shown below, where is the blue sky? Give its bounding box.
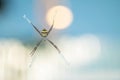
[67,0,120,36]
[0,0,120,40]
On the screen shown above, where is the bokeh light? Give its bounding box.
[46,5,73,29]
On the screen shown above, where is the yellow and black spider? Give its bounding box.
[23,15,69,65]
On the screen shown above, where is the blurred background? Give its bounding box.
[0,0,120,80]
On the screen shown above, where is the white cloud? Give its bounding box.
[55,34,101,67]
[28,34,102,80]
[1,34,119,80]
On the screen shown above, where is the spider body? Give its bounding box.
[41,28,48,37]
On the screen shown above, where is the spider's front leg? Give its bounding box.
[23,15,42,36]
[47,11,57,36]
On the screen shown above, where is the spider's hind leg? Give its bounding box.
[46,39,69,65]
[30,39,42,56]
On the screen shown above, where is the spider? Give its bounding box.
[23,15,69,65]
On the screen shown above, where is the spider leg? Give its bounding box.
[47,11,57,36]
[47,19,54,36]
[47,39,69,65]
[47,39,60,53]
[30,39,42,56]
[23,15,42,36]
